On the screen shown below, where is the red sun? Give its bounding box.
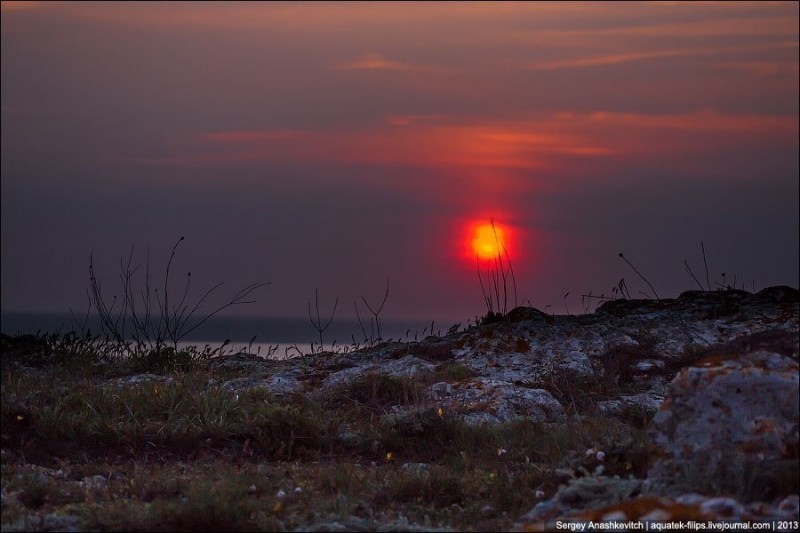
[471,221,509,261]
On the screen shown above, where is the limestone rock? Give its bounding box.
[648,350,799,501]
[318,355,436,389]
[515,476,643,526]
[517,493,800,532]
[435,378,565,425]
[220,373,302,396]
[206,351,271,373]
[104,373,175,387]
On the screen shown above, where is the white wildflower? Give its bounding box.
[596,450,605,462]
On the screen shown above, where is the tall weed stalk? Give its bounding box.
[476,218,517,323]
[87,237,269,361]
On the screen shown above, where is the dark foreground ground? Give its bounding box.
[2,287,798,531]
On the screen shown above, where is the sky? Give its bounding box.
[2,1,798,324]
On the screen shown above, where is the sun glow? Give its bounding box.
[471,221,508,261]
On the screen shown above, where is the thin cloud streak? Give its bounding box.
[333,52,446,73]
[0,1,45,13]
[132,110,796,176]
[523,41,798,70]
[508,12,798,45]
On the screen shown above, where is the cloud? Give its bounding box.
[333,52,443,73]
[511,13,798,45]
[523,41,798,70]
[593,14,798,39]
[525,48,701,70]
[0,1,46,13]
[49,2,545,35]
[129,110,796,195]
[138,118,607,173]
[711,60,800,77]
[574,109,796,134]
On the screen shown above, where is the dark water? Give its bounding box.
[0,312,451,346]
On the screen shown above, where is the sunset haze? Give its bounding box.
[2,1,798,328]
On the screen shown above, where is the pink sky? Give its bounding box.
[2,1,798,322]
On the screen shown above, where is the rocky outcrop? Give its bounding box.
[6,287,797,529]
[518,492,800,531]
[517,476,644,525]
[516,346,800,530]
[181,288,796,431]
[647,350,799,501]
[431,378,565,424]
[133,289,796,439]
[218,373,303,396]
[203,287,799,529]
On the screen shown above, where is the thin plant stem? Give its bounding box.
[619,252,660,300]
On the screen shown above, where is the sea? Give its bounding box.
[1,312,457,359]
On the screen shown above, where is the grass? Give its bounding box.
[0,337,654,531]
[1,369,334,462]
[11,275,793,530]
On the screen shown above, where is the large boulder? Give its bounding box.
[648,350,799,501]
